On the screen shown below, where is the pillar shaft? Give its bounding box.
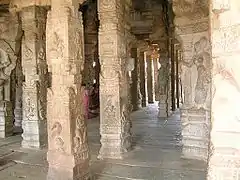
[98,0,132,159]
[83,1,98,86]
[14,57,23,132]
[170,39,176,111]
[131,48,141,111]
[146,55,154,103]
[175,49,180,108]
[153,59,159,101]
[208,0,240,179]
[139,51,147,107]
[0,13,20,138]
[46,1,89,179]
[21,6,48,148]
[173,2,211,160]
[158,40,170,118]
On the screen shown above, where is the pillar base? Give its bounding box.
[0,101,13,138]
[98,134,131,160]
[47,152,90,180]
[21,120,47,149]
[180,107,210,161]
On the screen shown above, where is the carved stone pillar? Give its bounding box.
[46,1,90,179]
[0,13,21,138]
[21,6,48,148]
[98,0,132,159]
[153,58,159,101]
[173,1,210,161]
[14,58,23,132]
[139,51,147,107]
[131,48,141,111]
[146,53,154,103]
[208,0,240,179]
[158,41,170,118]
[83,0,98,86]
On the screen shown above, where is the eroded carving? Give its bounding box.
[180,36,211,109]
[158,59,169,95]
[51,122,65,153]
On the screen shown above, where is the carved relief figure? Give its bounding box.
[180,36,210,109]
[0,49,12,100]
[50,32,64,59]
[192,37,211,108]
[157,59,169,95]
[37,48,47,121]
[25,97,35,120]
[104,95,117,118]
[70,87,88,159]
[51,122,65,153]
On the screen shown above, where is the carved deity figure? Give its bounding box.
[181,36,210,109]
[0,49,12,101]
[192,37,211,108]
[157,59,169,95]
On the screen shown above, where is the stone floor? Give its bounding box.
[0,103,207,180]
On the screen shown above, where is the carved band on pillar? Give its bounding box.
[46,1,89,179]
[21,6,48,148]
[173,0,211,161]
[98,0,132,159]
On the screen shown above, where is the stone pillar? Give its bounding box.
[0,13,21,138]
[146,54,154,103]
[170,39,176,111]
[157,41,170,118]
[175,47,180,108]
[139,51,147,107]
[153,58,159,102]
[14,58,23,133]
[131,48,141,111]
[83,0,98,86]
[46,1,90,179]
[207,0,240,179]
[21,6,48,148]
[173,1,210,161]
[98,0,132,159]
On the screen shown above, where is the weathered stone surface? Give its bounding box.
[98,0,132,159]
[139,51,147,107]
[0,12,22,138]
[146,53,154,103]
[157,40,171,118]
[14,57,23,133]
[173,1,211,161]
[46,0,90,179]
[21,6,48,149]
[208,0,240,179]
[82,0,98,87]
[130,48,141,111]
